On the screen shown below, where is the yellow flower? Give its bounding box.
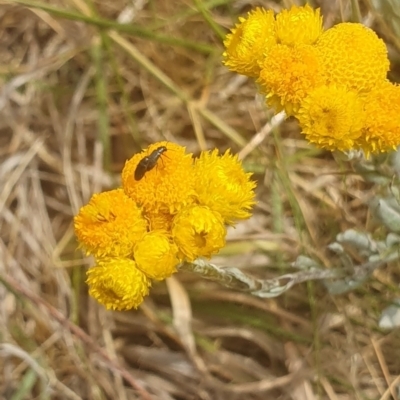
[223,8,276,78]
[172,205,226,261]
[121,141,196,215]
[134,231,179,280]
[316,23,389,93]
[86,258,151,311]
[355,82,400,156]
[297,85,365,152]
[258,44,326,115]
[74,189,147,257]
[193,149,256,224]
[275,4,323,46]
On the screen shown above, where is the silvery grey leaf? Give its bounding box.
[336,229,377,255]
[328,242,354,269]
[370,197,400,233]
[391,148,400,178]
[379,299,400,329]
[327,242,344,254]
[368,254,381,263]
[292,255,321,270]
[386,233,400,247]
[325,277,366,295]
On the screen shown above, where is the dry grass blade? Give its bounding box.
[166,277,196,356]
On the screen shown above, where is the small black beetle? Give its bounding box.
[134,146,168,180]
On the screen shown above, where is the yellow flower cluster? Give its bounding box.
[74,142,256,311]
[223,5,399,156]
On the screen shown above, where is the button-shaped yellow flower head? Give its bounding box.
[275,4,323,46]
[194,149,256,224]
[134,231,179,280]
[258,43,326,115]
[86,258,151,311]
[172,205,226,261]
[223,8,276,78]
[297,85,365,152]
[316,23,389,93]
[74,189,148,257]
[356,82,400,156]
[122,141,196,215]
